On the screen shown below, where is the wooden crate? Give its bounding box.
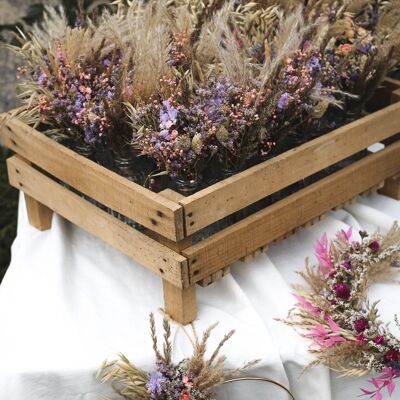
[2,79,400,324]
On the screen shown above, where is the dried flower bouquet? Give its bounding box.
[5,0,400,194]
[98,314,261,400]
[283,223,400,399]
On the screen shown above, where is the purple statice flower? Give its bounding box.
[277,92,291,110]
[159,129,170,139]
[147,371,168,397]
[102,58,111,67]
[315,80,323,91]
[160,100,178,128]
[358,44,372,55]
[106,90,113,100]
[308,54,322,76]
[37,72,48,85]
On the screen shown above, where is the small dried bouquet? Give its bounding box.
[98,314,258,400]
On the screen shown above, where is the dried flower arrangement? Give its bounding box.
[283,223,400,399]
[98,314,268,400]
[5,0,400,194]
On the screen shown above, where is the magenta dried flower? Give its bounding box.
[374,336,385,345]
[354,319,369,333]
[369,241,380,253]
[333,283,351,300]
[342,260,352,270]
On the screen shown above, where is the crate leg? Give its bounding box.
[163,280,196,325]
[379,175,400,200]
[24,194,53,231]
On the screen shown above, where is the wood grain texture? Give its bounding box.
[158,189,197,324]
[163,280,196,324]
[183,141,400,282]
[1,117,184,241]
[7,156,188,288]
[180,101,400,235]
[24,193,53,231]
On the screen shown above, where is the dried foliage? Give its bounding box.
[98,314,257,399]
[4,0,400,187]
[283,223,400,399]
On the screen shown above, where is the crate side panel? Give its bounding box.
[1,118,184,241]
[181,101,400,235]
[183,141,400,282]
[7,156,188,288]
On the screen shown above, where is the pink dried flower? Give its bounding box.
[361,368,400,399]
[336,227,353,242]
[306,323,344,348]
[315,233,334,274]
[182,375,193,389]
[293,294,321,317]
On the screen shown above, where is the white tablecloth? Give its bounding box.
[0,192,399,400]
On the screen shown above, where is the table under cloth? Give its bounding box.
[0,192,399,400]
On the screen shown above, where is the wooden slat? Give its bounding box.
[7,156,189,288]
[1,117,184,241]
[180,101,400,235]
[183,141,400,283]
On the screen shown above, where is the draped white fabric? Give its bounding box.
[0,193,399,400]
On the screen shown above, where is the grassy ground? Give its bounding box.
[0,146,18,282]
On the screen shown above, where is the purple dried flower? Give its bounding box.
[358,44,372,54]
[277,92,291,110]
[308,54,322,76]
[160,101,178,128]
[147,371,168,397]
[37,72,48,85]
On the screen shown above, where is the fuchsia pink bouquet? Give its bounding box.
[284,223,400,399]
